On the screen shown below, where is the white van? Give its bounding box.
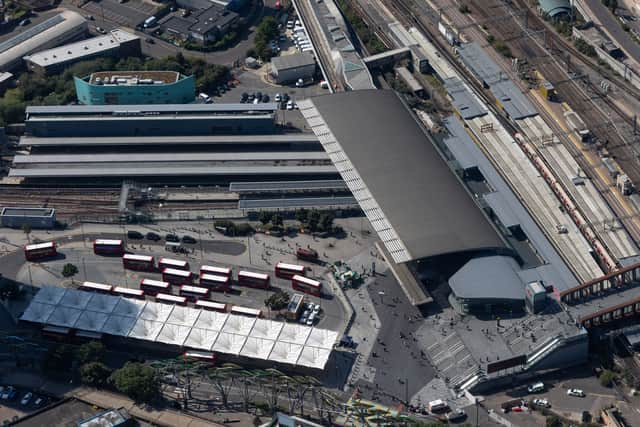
[198,93,211,103]
[527,382,545,393]
[428,399,448,413]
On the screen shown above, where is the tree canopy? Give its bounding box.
[110,362,160,403]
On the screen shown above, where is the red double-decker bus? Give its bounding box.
[122,254,155,271]
[180,285,209,302]
[199,273,231,292]
[79,281,113,294]
[291,274,322,297]
[155,293,187,306]
[237,270,270,289]
[113,286,145,299]
[140,278,170,296]
[200,265,232,277]
[158,257,190,271]
[24,241,57,261]
[275,262,306,279]
[93,239,124,256]
[162,268,193,286]
[195,300,227,312]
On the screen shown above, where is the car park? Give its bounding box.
[146,232,161,241]
[20,392,33,406]
[181,235,197,244]
[532,398,550,408]
[127,230,143,239]
[567,388,585,397]
[165,234,180,242]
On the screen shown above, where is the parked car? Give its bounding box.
[146,232,161,241]
[274,93,282,102]
[286,100,294,110]
[312,304,321,314]
[95,26,106,34]
[19,18,30,26]
[299,309,310,324]
[33,396,45,407]
[85,14,94,20]
[145,37,155,44]
[527,382,545,393]
[306,312,316,326]
[165,234,180,242]
[20,392,32,406]
[241,92,249,102]
[446,409,466,421]
[256,91,263,101]
[181,235,197,244]
[567,388,585,397]
[127,230,143,239]
[532,398,550,408]
[262,94,270,103]
[2,386,16,400]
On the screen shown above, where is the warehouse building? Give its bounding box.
[24,29,140,75]
[24,103,279,137]
[0,10,86,71]
[73,71,194,105]
[271,54,316,84]
[161,4,238,44]
[0,207,56,229]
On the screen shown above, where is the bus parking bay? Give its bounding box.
[14,245,346,331]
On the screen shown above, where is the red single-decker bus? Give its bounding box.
[162,268,193,286]
[123,254,155,271]
[158,257,190,271]
[275,262,305,279]
[199,273,231,292]
[24,241,57,261]
[195,300,227,312]
[113,286,145,299]
[237,270,270,289]
[291,274,322,297]
[93,239,124,256]
[140,278,170,296]
[156,293,187,306]
[79,281,113,294]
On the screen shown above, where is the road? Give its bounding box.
[584,0,640,65]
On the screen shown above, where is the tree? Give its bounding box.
[319,212,335,232]
[308,210,321,231]
[272,213,284,228]
[0,279,20,301]
[265,290,291,311]
[259,211,273,226]
[80,362,112,387]
[600,369,615,387]
[110,362,160,403]
[62,263,79,281]
[21,224,31,243]
[76,341,105,365]
[42,344,74,376]
[295,208,309,224]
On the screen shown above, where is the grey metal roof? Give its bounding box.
[1,207,54,217]
[13,152,329,164]
[457,43,537,120]
[26,103,279,115]
[449,256,525,300]
[230,180,347,192]
[444,77,487,120]
[239,196,357,209]
[10,165,338,178]
[271,53,316,72]
[19,134,318,147]
[302,90,507,263]
[538,0,571,16]
[27,114,274,122]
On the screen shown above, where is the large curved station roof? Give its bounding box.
[300,90,507,263]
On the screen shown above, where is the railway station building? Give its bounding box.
[73,71,195,105]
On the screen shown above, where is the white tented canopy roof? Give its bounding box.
[250,319,283,341]
[167,305,201,327]
[222,315,256,336]
[156,323,192,346]
[298,346,331,369]
[59,289,93,310]
[306,328,339,349]
[20,302,55,323]
[102,314,136,336]
[21,288,337,370]
[140,302,174,322]
[279,323,312,345]
[194,310,228,331]
[128,318,164,341]
[47,306,82,328]
[240,337,276,359]
[87,293,120,313]
[269,341,303,364]
[213,332,247,354]
[184,328,218,351]
[113,298,146,317]
[75,310,109,332]
[32,286,65,305]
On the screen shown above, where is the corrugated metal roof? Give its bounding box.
[271,53,316,71]
[444,77,487,120]
[19,134,319,146]
[26,102,278,114]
